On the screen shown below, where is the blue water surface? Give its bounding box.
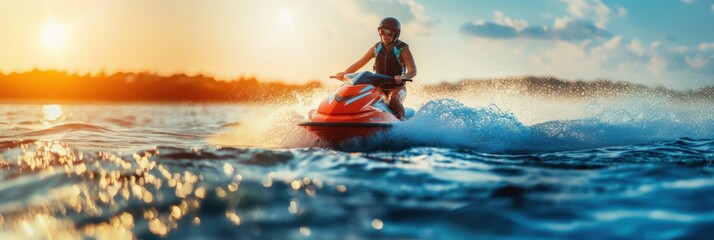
[0,101,713,239]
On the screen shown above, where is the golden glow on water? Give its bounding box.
[289,200,299,214]
[206,101,326,149]
[194,186,207,199]
[262,179,273,187]
[263,172,276,188]
[223,163,235,176]
[225,211,241,226]
[215,187,227,198]
[291,180,302,190]
[0,140,336,238]
[336,185,347,193]
[42,104,64,123]
[170,205,182,219]
[372,219,384,230]
[228,182,239,192]
[148,218,168,236]
[0,142,185,238]
[299,226,311,236]
[305,186,316,197]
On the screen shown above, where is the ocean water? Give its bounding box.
[1,94,713,239]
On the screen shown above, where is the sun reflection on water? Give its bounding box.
[42,104,64,125]
[0,142,210,238]
[43,104,64,121]
[0,141,332,239]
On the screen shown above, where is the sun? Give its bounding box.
[41,22,68,51]
[277,7,294,26]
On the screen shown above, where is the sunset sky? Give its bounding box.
[2,0,713,89]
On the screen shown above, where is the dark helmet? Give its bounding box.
[378,17,401,39]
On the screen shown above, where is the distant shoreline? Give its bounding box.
[2,69,712,102]
[1,69,321,103]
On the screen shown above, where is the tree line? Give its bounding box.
[2,69,711,102]
[0,69,322,102]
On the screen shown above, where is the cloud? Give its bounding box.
[682,0,696,4]
[519,25,550,39]
[686,56,709,69]
[628,39,645,55]
[647,55,668,75]
[550,18,612,40]
[462,12,611,41]
[562,0,612,28]
[462,1,618,42]
[669,46,689,54]
[527,34,714,87]
[626,39,714,78]
[461,21,518,39]
[601,35,622,49]
[650,41,662,51]
[564,0,588,18]
[711,4,714,12]
[399,0,437,36]
[457,0,714,88]
[527,37,628,82]
[494,11,528,31]
[699,42,714,52]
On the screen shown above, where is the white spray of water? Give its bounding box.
[209,83,714,152]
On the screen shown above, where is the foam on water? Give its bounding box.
[210,89,714,153]
[10,90,712,154]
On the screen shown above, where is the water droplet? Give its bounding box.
[299,227,311,236]
[372,219,384,230]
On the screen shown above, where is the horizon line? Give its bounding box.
[3,68,714,91]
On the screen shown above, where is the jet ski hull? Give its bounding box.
[298,122,392,146]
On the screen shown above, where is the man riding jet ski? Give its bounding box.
[299,17,417,146]
[334,17,417,120]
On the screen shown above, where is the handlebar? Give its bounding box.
[330,76,413,82]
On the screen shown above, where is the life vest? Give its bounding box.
[373,40,408,79]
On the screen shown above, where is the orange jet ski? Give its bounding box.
[299,71,414,146]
